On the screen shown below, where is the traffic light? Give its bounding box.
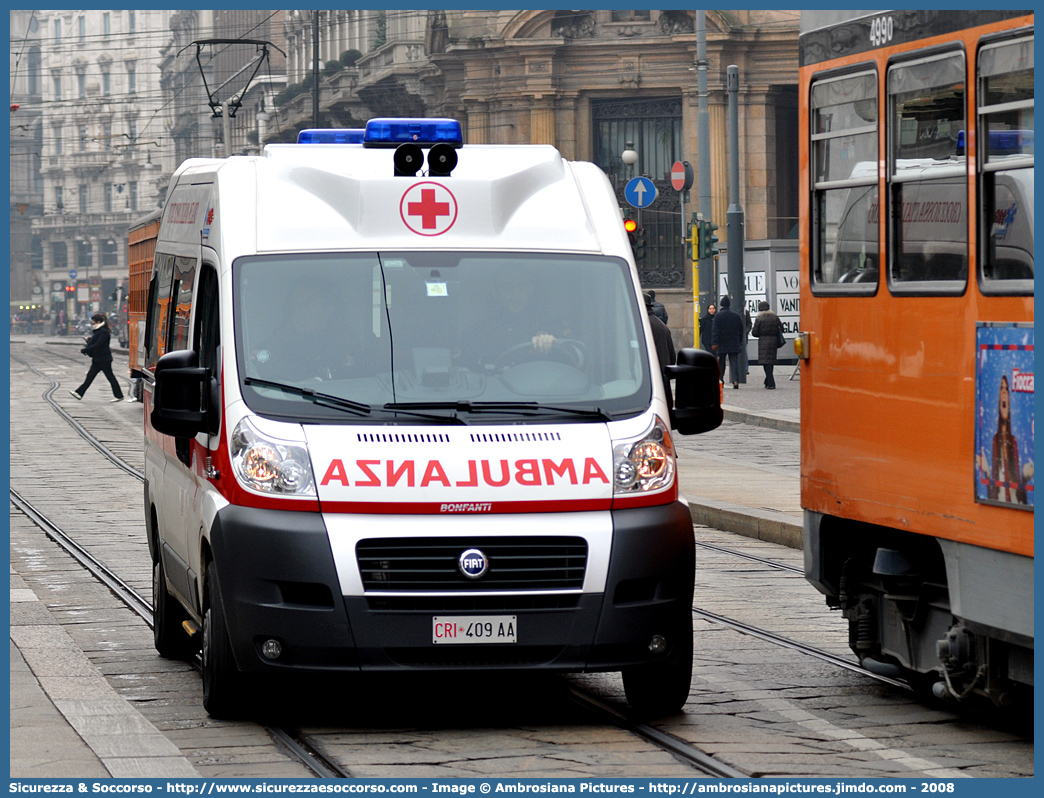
[699,220,720,259]
[634,227,647,260]
[624,216,638,247]
[64,285,76,295]
[691,221,699,261]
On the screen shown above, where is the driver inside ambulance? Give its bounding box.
[457,269,572,370]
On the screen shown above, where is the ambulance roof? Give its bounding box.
[209,142,618,255]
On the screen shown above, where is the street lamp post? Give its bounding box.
[621,141,638,225]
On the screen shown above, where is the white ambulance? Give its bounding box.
[143,118,722,718]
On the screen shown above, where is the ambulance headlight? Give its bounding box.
[231,418,316,496]
[612,416,675,494]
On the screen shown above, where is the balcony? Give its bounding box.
[356,41,428,87]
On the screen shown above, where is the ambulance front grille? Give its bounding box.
[365,594,581,612]
[357,536,587,592]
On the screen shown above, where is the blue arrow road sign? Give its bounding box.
[68,270,77,280]
[625,177,657,209]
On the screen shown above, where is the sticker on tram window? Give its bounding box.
[974,323,1034,510]
[869,16,894,48]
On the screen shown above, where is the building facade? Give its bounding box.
[10,9,287,324]
[269,9,801,346]
[11,9,173,322]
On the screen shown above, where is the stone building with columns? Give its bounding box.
[270,9,800,346]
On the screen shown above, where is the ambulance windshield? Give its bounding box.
[233,252,652,422]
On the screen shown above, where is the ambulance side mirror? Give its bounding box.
[666,348,723,435]
[151,349,209,438]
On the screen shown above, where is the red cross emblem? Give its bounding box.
[400,182,458,236]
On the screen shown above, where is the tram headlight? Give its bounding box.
[231,417,316,496]
[612,416,675,494]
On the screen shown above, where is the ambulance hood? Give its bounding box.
[254,145,602,253]
[304,422,614,514]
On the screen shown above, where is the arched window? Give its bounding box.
[592,96,684,287]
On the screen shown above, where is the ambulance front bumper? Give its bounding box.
[209,501,694,674]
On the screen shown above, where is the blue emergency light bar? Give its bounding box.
[956,129,1034,155]
[363,118,463,149]
[989,129,1033,154]
[298,128,365,144]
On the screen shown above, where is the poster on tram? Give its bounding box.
[975,323,1034,510]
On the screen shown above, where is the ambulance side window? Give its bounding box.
[144,252,175,370]
[194,265,220,374]
[169,256,197,352]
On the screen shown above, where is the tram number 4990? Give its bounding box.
[869,15,894,48]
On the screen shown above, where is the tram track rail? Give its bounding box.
[12,343,752,778]
[694,539,803,575]
[11,342,912,771]
[9,487,350,779]
[10,483,744,779]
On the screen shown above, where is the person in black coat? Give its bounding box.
[69,313,124,401]
[645,293,676,409]
[711,295,744,389]
[644,290,668,325]
[698,303,716,351]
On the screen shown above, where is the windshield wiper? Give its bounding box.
[384,401,613,422]
[243,377,371,416]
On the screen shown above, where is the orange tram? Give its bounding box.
[798,11,1033,706]
[127,209,163,401]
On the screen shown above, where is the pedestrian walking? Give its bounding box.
[711,295,744,389]
[751,300,782,389]
[645,290,668,325]
[742,306,752,376]
[698,303,716,351]
[69,312,125,402]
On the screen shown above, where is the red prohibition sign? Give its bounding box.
[400,182,458,236]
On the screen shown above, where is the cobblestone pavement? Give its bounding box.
[9,337,1033,779]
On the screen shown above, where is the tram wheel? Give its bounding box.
[202,563,246,718]
[621,613,694,717]
[153,556,191,659]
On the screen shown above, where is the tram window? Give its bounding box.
[145,253,175,370]
[169,256,197,352]
[809,70,879,292]
[194,265,220,375]
[979,35,1034,293]
[888,53,968,292]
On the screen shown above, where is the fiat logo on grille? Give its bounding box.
[458,548,488,579]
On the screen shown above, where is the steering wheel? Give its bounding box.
[495,338,586,370]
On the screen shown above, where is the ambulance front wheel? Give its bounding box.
[202,563,247,718]
[153,556,191,659]
[621,613,694,717]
